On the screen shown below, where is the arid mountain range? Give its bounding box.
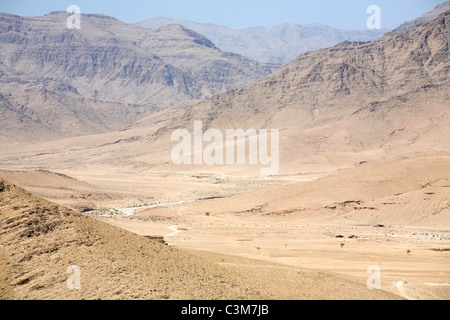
[136,17,387,63]
[139,9,449,173]
[5,9,445,176]
[0,11,277,140]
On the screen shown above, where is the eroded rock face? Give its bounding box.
[0,11,278,140]
[144,11,449,162]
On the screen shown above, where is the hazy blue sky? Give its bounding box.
[0,0,446,30]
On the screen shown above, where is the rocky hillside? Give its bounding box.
[136,17,387,62]
[0,11,277,140]
[134,9,449,173]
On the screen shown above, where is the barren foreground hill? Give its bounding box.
[0,179,400,300]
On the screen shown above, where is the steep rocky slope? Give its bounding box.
[1,10,448,174]
[132,10,449,173]
[0,11,277,140]
[155,10,449,130]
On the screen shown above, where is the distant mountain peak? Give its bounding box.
[136,17,387,62]
[393,0,450,33]
[155,23,217,49]
[46,10,120,21]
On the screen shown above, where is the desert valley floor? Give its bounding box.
[1,151,449,300]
